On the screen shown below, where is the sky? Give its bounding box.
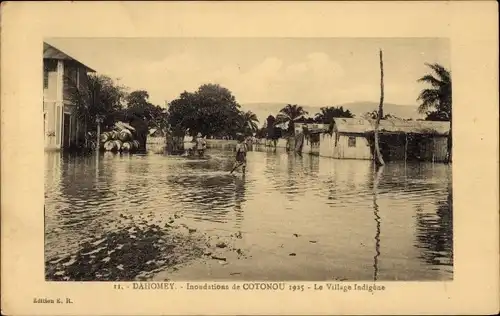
[47,37,450,108]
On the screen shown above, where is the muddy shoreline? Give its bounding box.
[45,210,249,281]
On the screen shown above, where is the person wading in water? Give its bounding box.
[230,135,247,174]
[195,133,207,158]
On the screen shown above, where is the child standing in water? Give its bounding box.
[231,135,247,174]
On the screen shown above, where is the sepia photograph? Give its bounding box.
[2,2,498,315]
[43,37,453,282]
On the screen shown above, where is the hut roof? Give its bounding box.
[332,117,450,136]
[294,122,329,133]
[332,118,374,134]
[378,118,450,135]
[43,42,96,73]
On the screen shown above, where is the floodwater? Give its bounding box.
[45,145,453,281]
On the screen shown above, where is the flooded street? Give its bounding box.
[45,146,453,281]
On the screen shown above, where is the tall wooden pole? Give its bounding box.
[373,49,385,166]
[404,134,408,164]
[432,137,435,163]
[96,122,101,152]
[96,115,103,152]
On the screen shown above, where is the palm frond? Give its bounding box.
[275,113,289,124]
[417,74,443,88]
[426,63,451,83]
[417,89,440,113]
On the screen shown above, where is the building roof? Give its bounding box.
[294,122,329,133]
[43,42,96,73]
[332,117,450,136]
[332,118,374,134]
[378,118,450,135]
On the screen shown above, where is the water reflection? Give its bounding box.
[264,153,322,201]
[45,148,453,281]
[372,166,383,281]
[415,191,453,268]
[233,175,246,228]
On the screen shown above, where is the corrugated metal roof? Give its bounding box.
[43,42,96,73]
[333,117,450,136]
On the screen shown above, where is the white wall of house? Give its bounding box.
[44,59,86,151]
[319,133,336,158]
[326,132,372,160]
[301,137,312,155]
[43,59,64,150]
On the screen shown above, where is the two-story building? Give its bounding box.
[43,42,95,151]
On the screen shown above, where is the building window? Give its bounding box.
[43,60,57,89]
[64,65,78,88]
[43,69,49,89]
[348,136,356,147]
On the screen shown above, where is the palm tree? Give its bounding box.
[66,74,127,150]
[314,106,354,123]
[417,63,452,162]
[277,104,309,133]
[68,74,126,132]
[237,110,259,136]
[417,63,452,119]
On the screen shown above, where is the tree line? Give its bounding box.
[69,62,451,147]
[254,104,354,140]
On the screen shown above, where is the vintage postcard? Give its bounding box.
[1,1,499,315]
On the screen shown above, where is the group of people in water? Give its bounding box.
[183,132,248,174]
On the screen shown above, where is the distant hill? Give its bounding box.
[239,103,318,126]
[240,101,423,125]
[337,101,423,120]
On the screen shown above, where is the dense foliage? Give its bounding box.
[276,104,309,133]
[362,111,401,120]
[417,63,452,162]
[314,106,354,123]
[123,90,169,132]
[68,74,127,131]
[167,84,258,138]
[417,63,452,122]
